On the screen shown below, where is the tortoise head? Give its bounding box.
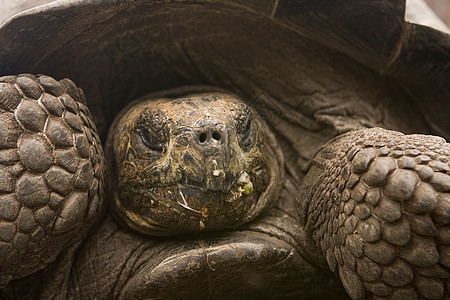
[108,91,284,236]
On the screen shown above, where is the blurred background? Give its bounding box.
[425,0,450,26]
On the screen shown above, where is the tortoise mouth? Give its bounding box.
[177,170,256,204]
[162,167,253,196]
[113,166,274,236]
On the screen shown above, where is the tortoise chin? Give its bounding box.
[107,91,284,236]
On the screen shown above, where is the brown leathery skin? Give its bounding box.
[0,74,105,287]
[108,92,284,236]
[300,127,450,299]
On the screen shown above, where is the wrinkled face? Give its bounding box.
[109,92,282,236]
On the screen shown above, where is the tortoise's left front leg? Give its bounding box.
[0,74,105,292]
[299,128,450,299]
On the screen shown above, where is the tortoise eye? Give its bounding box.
[240,116,253,149]
[241,118,251,139]
[139,129,164,152]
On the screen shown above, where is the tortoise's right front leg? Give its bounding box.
[0,74,105,288]
[299,128,450,299]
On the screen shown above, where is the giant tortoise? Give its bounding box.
[0,0,449,299]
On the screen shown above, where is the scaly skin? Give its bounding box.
[0,74,105,287]
[300,127,450,299]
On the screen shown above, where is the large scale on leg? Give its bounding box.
[301,128,450,299]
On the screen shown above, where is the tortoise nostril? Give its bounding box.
[212,131,221,141]
[199,132,207,143]
[198,130,221,145]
